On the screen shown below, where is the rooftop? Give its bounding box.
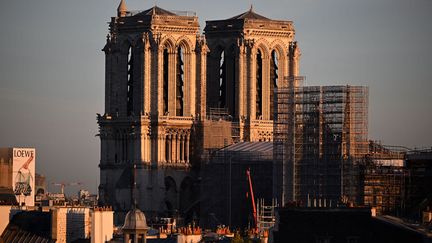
[219,142,273,153]
[134,6,177,17]
[228,6,270,21]
[124,6,196,18]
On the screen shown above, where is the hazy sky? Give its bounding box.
[0,0,431,194]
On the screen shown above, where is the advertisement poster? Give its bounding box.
[12,148,35,206]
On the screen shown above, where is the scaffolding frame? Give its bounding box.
[202,144,274,228]
[362,141,408,215]
[363,163,406,215]
[273,75,303,204]
[274,78,369,205]
[257,198,277,235]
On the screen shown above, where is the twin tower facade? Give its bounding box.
[98,0,300,222]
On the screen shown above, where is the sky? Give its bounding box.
[0,0,431,194]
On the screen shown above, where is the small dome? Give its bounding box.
[123,208,148,230]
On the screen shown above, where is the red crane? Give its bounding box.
[246,168,257,231]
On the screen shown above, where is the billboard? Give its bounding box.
[12,148,35,206]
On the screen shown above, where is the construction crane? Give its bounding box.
[246,168,257,232]
[51,182,82,195]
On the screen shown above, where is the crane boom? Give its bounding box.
[246,168,257,230]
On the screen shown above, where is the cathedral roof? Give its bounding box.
[215,142,273,162]
[220,142,273,153]
[135,6,177,17]
[228,6,270,21]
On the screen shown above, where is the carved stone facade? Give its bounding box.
[98,1,300,223]
[98,2,206,223]
[204,7,301,142]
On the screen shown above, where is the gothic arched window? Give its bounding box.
[218,50,226,109]
[176,47,185,116]
[270,50,279,120]
[256,50,263,118]
[163,48,169,115]
[218,48,237,117]
[127,45,134,116]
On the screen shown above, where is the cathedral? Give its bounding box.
[97,0,300,223]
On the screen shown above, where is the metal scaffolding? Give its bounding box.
[257,198,277,235]
[273,75,304,205]
[363,141,407,215]
[201,142,274,228]
[274,79,369,205]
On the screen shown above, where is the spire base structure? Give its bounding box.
[117,0,128,17]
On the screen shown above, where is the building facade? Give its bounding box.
[204,7,300,142]
[98,1,301,222]
[98,1,206,222]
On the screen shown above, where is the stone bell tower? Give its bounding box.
[204,6,301,142]
[98,0,207,223]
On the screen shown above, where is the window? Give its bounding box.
[127,45,134,115]
[163,48,169,114]
[256,50,263,118]
[218,50,226,108]
[218,48,236,116]
[270,50,279,120]
[176,47,184,116]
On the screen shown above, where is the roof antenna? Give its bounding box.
[250,4,253,12]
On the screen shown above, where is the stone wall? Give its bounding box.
[51,207,91,243]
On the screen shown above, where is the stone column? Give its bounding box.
[161,134,166,163]
[180,135,185,163]
[197,40,208,118]
[166,135,171,163]
[146,134,151,162]
[171,134,177,163]
[288,41,301,86]
[238,42,246,119]
[293,44,301,86]
[184,51,195,116]
[143,34,151,113]
[140,130,148,162]
[248,44,257,120]
[155,48,163,117]
[262,56,270,120]
[185,134,190,164]
[176,134,181,163]
[157,134,163,163]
